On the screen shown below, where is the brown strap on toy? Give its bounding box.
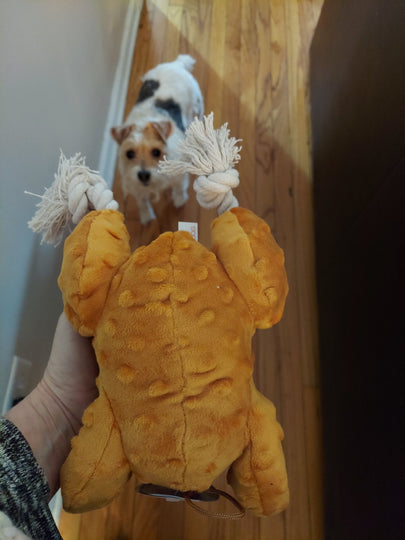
[184,487,246,520]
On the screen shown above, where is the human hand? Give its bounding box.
[41,312,99,432]
[5,313,99,496]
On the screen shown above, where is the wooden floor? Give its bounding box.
[59,0,324,538]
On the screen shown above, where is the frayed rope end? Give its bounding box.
[26,151,118,246]
[159,113,242,215]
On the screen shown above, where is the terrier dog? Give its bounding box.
[111,55,204,224]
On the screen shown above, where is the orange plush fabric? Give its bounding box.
[59,207,289,517]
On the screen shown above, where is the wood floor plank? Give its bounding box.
[270,2,313,537]
[252,3,288,539]
[78,507,108,540]
[58,510,81,540]
[197,0,227,249]
[304,386,324,540]
[59,1,324,538]
[238,0,258,211]
[284,2,324,539]
[222,0,241,136]
[255,0,276,220]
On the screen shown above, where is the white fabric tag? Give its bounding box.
[178,221,198,241]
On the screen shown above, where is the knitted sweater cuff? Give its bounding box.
[0,418,61,539]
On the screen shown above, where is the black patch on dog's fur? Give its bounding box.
[155,99,185,132]
[137,79,160,103]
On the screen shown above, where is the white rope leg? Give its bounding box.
[159,113,242,215]
[194,169,239,212]
[26,152,119,245]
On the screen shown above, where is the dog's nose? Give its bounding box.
[138,170,151,184]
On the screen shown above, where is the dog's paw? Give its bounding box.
[140,210,156,225]
[172,188,189,209]
[138,200,156,225]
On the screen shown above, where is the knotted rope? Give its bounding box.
[26,152,118,245]
[159,113,242,215]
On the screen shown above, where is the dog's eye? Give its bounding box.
[126,150,136,159]
[151,148,161,158]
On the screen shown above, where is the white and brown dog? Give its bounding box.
[111,55,204,224]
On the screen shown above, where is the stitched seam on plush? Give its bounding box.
[213,256,255,327]
[247,389,265,515]
[63,212,92,322]
[77,211,129,333]
[168,235,188,485]
[103,388,129,473]
[95,253,131,329]
[74,388,118,499]
[74,212,98,332]
[212,216,257,325]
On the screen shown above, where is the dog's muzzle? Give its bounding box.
[138,170,151,185]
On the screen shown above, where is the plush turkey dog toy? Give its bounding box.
[29,115,289,518]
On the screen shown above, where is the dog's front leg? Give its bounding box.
[137,196,156,225]
[171,173,189,208]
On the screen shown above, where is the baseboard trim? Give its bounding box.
[1,356,18,415]
[1,356,32,416]
[98,0,143,186]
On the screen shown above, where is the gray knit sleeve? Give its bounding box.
[0,418,62,540]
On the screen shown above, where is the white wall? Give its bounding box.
[0,0,132,402]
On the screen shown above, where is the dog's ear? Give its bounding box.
[148,121,173,142]
[110,124,136,145]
